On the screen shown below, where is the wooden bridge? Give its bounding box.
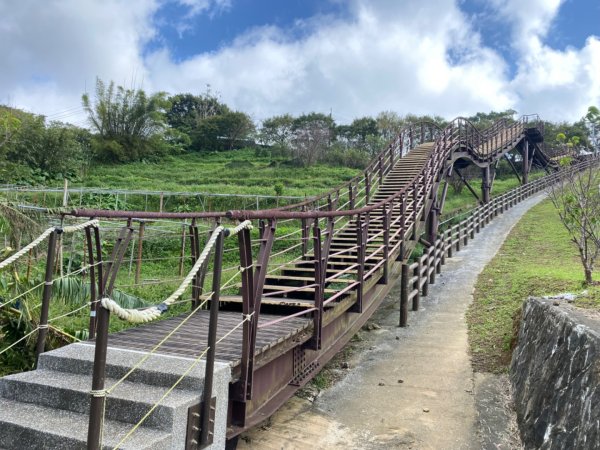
[1,115,592,449]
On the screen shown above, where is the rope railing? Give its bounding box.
[0,219,98,270]
[101,220,252,324]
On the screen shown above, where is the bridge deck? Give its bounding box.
[107,309,311,365]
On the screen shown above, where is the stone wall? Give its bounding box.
[511,297,600,449]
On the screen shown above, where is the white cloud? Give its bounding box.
[146,0,514,122]
[486,0,600,121]
[0,0,598,125]
[177,0,231,18]
[0,0,159,125]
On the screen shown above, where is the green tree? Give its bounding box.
[549,165,600,284]
[0,107,21,150]
[290,113,334,166]
[82,78,170,162]
[376,111,403,141]
[466,109,516,129]
[585,106,599,152]
[259,114,294,149]
[219,111,255,150]
[166,89,228,133]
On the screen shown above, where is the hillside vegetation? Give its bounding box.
[467,200,600,374]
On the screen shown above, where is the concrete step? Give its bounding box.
[0,343,231,449]
[0,398,171,450]
[37,343,205,390]
[0,369,198,431]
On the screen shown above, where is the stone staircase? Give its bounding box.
[0,343,230,449]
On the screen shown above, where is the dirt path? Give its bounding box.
[239,194,545,450]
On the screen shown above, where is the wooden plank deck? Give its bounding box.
[107,308,311,365]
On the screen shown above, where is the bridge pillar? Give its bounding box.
[481,165,491,203]
[426,205,439,245]
[522,140,529,184]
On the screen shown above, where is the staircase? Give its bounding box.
[0,343,230,449]
[258,143,435,309]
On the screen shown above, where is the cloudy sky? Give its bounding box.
[0,0,598,126]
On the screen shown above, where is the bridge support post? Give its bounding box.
[425,205,439,246]
[522,140,529,185]
[481,166,491,204]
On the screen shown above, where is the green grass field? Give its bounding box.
[467,199,600,374]
[78,149,361,198]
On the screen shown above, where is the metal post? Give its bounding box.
[381,206,390,284]
[134,221,145,285]
[522,140,529,185]
[312,220,323,349]
[87,303,110,450]
[178,221,187,277]
[200,229,226,446]
[236,226,254,404]
[35,229,59,365]
[355,214,365,313]
[481,165,491,203]
[85,225,98,339]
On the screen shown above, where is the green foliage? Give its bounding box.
[549,167,600,283]
[52,276,149,310]
[467,200,599,374]
[0,106,90,183]
[79,147,359,199]
[586,106,600,151]
[82,78,170,162]
[273,182,284,197]
[259,114,294,148]
[0,308,36,376]
[166,89,228,132]
[466,109,517,129]
[0,107,22,150]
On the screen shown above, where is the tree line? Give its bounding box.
[1,77,598,184]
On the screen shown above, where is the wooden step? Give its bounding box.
[219,294,317,308]
[265,275,356,285]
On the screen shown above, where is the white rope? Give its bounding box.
[102,220,253,323]
[0,219,98,270]
[0,228,54,270]
[63,219,99,234]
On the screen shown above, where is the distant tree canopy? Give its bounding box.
[256,111,450,167]
[585,106,599,151]
[0,106,89,184]
[466,109,517,129]
[3,75,600,183]
[165,88,255,151]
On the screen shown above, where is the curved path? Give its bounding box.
[238,192,547,450]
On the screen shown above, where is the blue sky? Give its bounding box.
[149,0,350,60]
[0,0,599,125]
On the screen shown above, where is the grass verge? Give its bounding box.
[467,199,600,374]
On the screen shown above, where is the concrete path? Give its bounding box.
[239,193,546,450]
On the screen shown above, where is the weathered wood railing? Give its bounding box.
[398,156,598,327]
